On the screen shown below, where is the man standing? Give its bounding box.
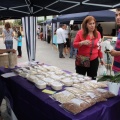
[56,24,66,58]
[97,24,103,38]
[63,24,70,55]
[37,28,40,39]
[110,8,120,73]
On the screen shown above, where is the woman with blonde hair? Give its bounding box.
[73,16,103,80]
[2,22,14,49]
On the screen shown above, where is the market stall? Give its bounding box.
[0,64,120,120]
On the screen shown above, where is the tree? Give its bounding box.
[0,21,3,25]
[13,19,22,26]
[37,20,44,25]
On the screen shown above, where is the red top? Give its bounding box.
[73,29,103,61]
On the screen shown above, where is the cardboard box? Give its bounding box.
[0,53,9,67]
[0,53,17,68]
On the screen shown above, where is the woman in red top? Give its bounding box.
[73,16,103,80]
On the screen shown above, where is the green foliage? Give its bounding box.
[97,72,120,83]
[37,20,44,25]
[13,19,22,26]
[0,21,3,25]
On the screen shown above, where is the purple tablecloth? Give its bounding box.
[0,67,120,120]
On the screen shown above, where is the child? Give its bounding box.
[15,31,22,58]
[53,30,58,50]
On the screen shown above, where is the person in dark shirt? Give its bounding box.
[97,24,103,38]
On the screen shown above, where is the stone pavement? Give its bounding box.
[35,40,76,73]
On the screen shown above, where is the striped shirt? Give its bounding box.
[112,30,120,72]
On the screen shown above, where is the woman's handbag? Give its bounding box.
[75,39,94,67]
[75,55,90,67]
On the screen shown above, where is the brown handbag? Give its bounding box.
[75,39,94,67]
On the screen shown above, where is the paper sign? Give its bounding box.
[42,89,56,94]
[1,72,17,78]
[70,20,74,25]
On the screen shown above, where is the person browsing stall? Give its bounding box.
[69,24,79,58]
[56,24,66,58]
[64,24,70,55]
[110,8,120,73]
[2,22,14,49]
[73,16,103,80]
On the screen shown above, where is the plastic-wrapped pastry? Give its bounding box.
[25,66,33,70]
[64,73,72,77]
[42,65,51,71]
[84,81,99,88]
[50,75,61,81]
[29,70,38,75]
[78,78,85,82]
[43,73,50,77]
[73,83,93,91]
[14,69,23,74]
[62,98,91,114]
[61,78,73,86]
[97,82,107,88]
[78,96,96,105]
[55,70,65,75]
[36,69,42,73]
[35,80,46,89]
[37,66,48,72]
[27,75,39,83]
[73,79,80,84]
[65,87,84,95]
[71,76,78,80]
[83,76,91,80]
[59,75,66,79]
[51,81,63,91]
[43,78,55,86]
[36,75,45,80]
[77,92,97,105]
[77,74,84,78]
[84,89,107,102]
[32,65,38,69]
[85,81,107,88]
[71,73,78,76]
[52,90,75,103]
[47,71,55,75]
[95,88,115,98]
[20,68,30,72]
[46,66,61,71]
[19,73,28,78]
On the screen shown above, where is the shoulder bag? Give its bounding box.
[75,39,94,67]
